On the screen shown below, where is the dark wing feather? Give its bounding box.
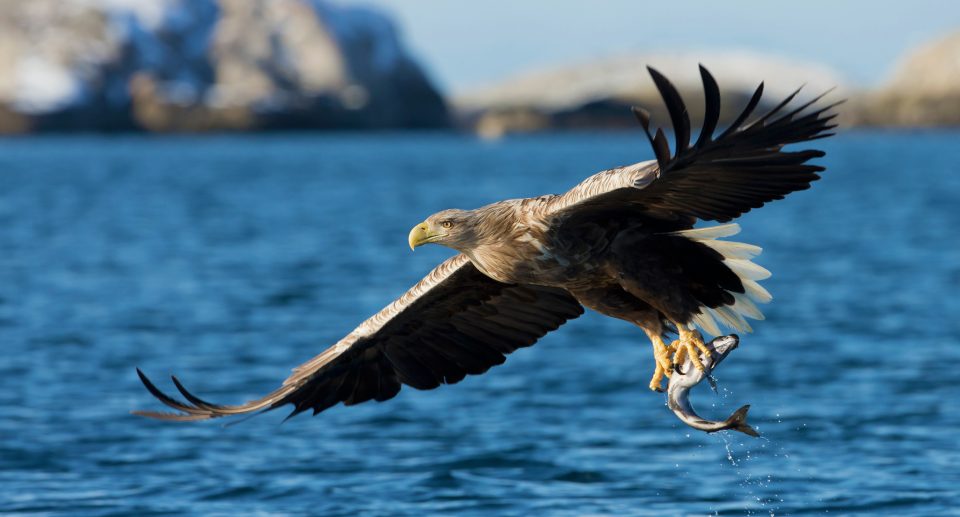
[648,66,691,154]
[548,65,839,228]
[134,255,583,421]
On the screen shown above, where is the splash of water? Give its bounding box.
[711,378,789,516]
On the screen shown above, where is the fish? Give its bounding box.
[666,334,760,437]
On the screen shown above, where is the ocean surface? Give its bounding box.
[0,131,957,516]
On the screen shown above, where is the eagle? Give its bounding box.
[135,66,838,421]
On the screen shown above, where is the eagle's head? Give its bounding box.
[408,209,479,251]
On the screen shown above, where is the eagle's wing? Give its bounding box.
[134,254,583,421]
[546,65,840,229]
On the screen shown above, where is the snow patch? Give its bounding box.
[14,56,83,114]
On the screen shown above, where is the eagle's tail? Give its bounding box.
[671,224,771,335]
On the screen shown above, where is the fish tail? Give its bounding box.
[725,404,760,437]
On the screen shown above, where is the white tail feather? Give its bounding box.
[672,224,772,336]
[700,240,762,260]
[712,305,753,333]
[671,223,741,240]
[692,309,722,336]
[742,279,772,304]
[731,292,765,320]
[724,259,772,280]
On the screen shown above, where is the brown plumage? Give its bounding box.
[136,66,838,420]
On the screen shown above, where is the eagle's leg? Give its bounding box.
[564,286,674,391]
[645,331,674,392]
[670,326,711,373]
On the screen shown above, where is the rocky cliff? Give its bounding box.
[0,0,448,132]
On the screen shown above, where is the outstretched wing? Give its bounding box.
[547,65,840,229]
[135,254,583,421]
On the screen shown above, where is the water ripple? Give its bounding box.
[0,132,958,515]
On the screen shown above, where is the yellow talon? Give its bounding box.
[671,339,687,371]
[648,335,673,391]
[675,328,710,373]
[647,327,716,390]
[649,367,665,392]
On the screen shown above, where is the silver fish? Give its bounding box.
[666,334,759,437]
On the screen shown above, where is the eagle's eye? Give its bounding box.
[440,221,454,229]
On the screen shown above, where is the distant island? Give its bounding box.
[0,0,449,133]
[454,52,845,138]
[0,1,957,134]
[844,32,960,127]
[456,32,960,137]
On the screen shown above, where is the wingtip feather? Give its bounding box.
[171,375,222,410]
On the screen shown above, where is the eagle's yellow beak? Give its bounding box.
[408,222,432,250]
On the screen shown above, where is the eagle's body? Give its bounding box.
[136,67,838,421]
[450,196,609,289]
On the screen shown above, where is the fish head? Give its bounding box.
[709,334,739,367]
[672,334,739,387]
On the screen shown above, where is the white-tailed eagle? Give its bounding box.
[136,66,838,421]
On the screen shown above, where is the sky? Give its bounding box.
[343,0,960,94]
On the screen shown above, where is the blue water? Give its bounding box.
[0,132,958,516]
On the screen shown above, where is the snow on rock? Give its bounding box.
[14,56,85,114]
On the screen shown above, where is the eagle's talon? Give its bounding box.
[648,336,675,391]
[648,368,666,391]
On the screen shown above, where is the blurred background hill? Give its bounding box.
[454,52,848,138]
[0,0,958,133]
[844,32,960,127]
[0,0,449,132]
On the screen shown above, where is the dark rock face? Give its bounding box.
[0,0,448,132]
